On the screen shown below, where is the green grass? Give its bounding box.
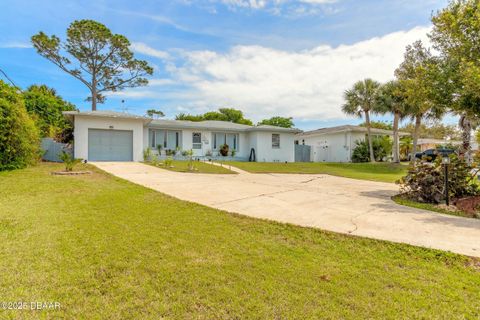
[392,194,475,219]
[229,161,408,183]
[148,160,236,174]
[0,163,479,319]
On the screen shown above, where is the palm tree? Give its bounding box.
[342,79,381,162]
[376,80,411,163]
[399,136,413,161]
[457,112,478,164]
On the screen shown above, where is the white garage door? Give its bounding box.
[88,129,133,161]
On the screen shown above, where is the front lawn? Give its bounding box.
[0,163,479,319]
[228,161,408,183]
[148,160,236,174]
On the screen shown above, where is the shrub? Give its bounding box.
[156,144,162,155]
[220,144,229,157]
[58,150,82,172]
[0,81,40,171]
[397,155,479,203]
[352,136,392,162]
[143,147,152,161]
[151,154,160,166]
[23,84,77,142]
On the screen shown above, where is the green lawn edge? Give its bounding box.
[226,161,407,183]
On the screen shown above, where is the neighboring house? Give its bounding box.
[417,138,462,152]
[63,111,300,162]
[295,125,409,163]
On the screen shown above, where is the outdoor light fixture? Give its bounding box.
[442,154,451,206]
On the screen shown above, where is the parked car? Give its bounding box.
[414,148,455,162]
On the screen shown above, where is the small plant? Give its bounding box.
[205,149,213,157]
[181,150,189,157]
[220,144,229,157]
[164,156,173,167]
[156,144,163,156]
[165,149,175,156]
[143,147,152,161]
[231,149,236,157]
[58,151,82,172]
[151,154,160,166]
[184,149,195,171]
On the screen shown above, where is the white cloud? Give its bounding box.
[299,0,337,3]
[130,42,170,59]
[0,41,31,49]
[212,0,338,15]
[148,78,177,86]
[166,26,431,121]
[105,90,160,98]
[219,0,336,9]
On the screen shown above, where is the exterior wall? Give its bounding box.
[73,115,145,161]
[301,131,397,163]
[250,131,295,162]
[303,132,352,163]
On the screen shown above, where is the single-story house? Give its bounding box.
[417,138,462,152]
[295,125,409,163]
[63,111,300,162]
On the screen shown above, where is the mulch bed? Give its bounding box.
[453,196,480,217]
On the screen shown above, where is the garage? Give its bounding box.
[88,129,133,161]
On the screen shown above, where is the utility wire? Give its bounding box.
[0,68,22,91]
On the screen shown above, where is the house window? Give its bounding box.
[150,129,181,149]
[192,132,202,149]
[272,134,280,148]
[213,132,239,150]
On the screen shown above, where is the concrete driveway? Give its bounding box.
[93,162,480,257]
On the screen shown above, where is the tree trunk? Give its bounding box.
[365,111,375,163]
[411,115,421,163]
[91,91,97,111]
[459,113,473,164]
[392,112,400,163]
[91,74,97,111]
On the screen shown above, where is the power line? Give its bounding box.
[0,68,21,91]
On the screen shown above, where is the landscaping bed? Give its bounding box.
[145,160,236,174]
[0,163,479,318]
[392,194,478,218]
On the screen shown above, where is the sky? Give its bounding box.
[0,0,451,130]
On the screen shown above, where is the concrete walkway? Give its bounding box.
[93,162,480,257]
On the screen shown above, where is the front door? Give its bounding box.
[192,132,203,156]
